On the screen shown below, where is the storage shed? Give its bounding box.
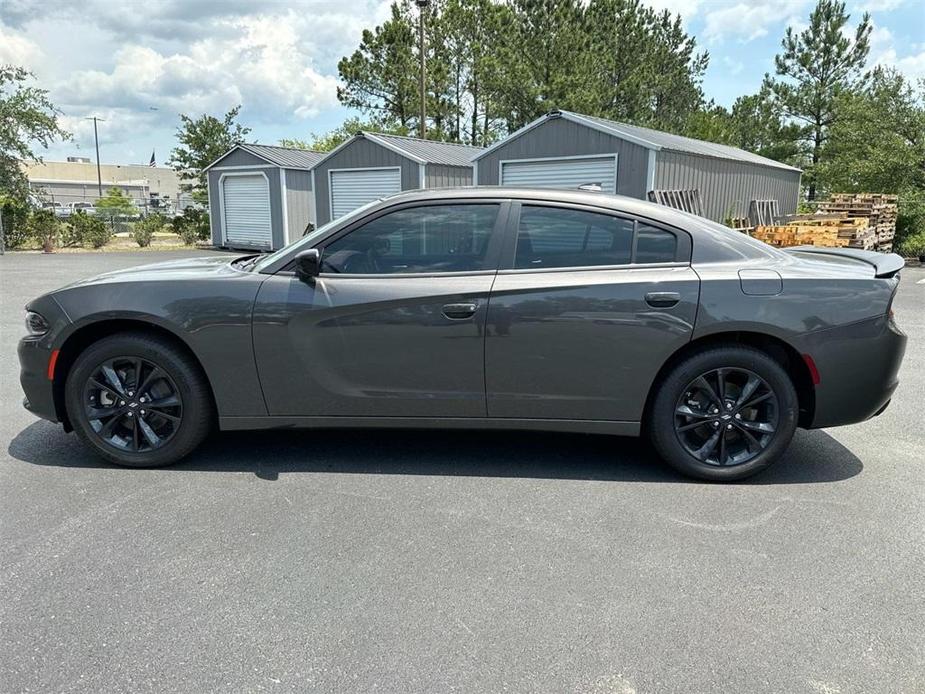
[312,132,483,226]
[473,110,802,223]
[205,143,325,250]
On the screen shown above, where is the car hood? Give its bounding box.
[54,255,245,291]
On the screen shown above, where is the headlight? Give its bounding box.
[24,311,50,336]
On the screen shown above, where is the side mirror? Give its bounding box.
[294,248,321,281]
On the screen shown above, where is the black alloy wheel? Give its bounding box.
[66,332,213,468]
[648,345,798,481]
[673,368,779,467]
[83,356,183,453]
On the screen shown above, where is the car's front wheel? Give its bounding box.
[648,345,798,481]
[65,332,213,467]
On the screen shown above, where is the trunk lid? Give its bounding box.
[784,246,905,278]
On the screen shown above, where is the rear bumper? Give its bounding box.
[799,314,906,429]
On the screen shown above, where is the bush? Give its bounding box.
[170,207,210,245]
[72,211,111,248]
[1,199,33,248]
[897,230,925,258]
[132,213,165,247]
[895,188,925,251]
[28,210,60,251]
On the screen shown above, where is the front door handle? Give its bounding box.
[645,291,681,308]
[442,302,479,320]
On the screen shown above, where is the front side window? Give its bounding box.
[321,204,500,274]
[514,206,679,269]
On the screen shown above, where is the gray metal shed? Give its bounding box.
[312,132,483,226]
[205,143,325,251]
[473,110,802,223]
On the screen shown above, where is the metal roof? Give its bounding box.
[473,110,801,173]
[237,143,326,170]
[363,132,483,166]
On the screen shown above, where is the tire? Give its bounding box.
[65,332,213,468]
[648,345,798,482]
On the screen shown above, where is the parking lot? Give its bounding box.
[1,250,923,693]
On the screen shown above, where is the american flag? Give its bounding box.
[149,150,156,167]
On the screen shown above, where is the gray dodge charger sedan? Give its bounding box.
[18,188,907,481]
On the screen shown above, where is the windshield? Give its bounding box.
[251,198,384,272]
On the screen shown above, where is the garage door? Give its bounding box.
[501,156,617,194]
[330,168,402,219]
[223,174,272,247]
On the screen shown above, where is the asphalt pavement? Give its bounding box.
[1,250,923,693]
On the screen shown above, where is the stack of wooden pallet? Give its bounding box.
[753,214,872,249]
[817,193,898,252]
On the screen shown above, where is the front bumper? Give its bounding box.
[799,313,906,429]
[18,337,59,423]
[17,294,72,425]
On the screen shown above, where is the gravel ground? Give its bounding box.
[1,251,923,693]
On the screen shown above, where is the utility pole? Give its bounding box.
[86,116,105,198]
[416,0,430,139]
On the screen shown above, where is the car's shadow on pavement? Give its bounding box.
[8,421,862,485]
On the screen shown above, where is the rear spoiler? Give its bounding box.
[785,246,905,278]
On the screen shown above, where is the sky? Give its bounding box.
[1,0,923,166]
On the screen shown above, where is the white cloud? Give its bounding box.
[702,0,813,43]
[0,23,43,68]
[866,22,925,79]
[43,9,347,147]
[642,0,704,22]
[854,0,910,11]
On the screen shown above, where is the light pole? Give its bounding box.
[85,116,105,198]
[416,0,430,139]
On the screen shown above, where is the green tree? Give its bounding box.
[168,106,251,204]
[819,68,925,246]
[280,117,410,152]
[584,0,708,131]
[96,187,136,219]
[0,65,69,201]
[819,68,924,193]
[687,87,804,167]
[337,2,419,130]
[765,0,871,199]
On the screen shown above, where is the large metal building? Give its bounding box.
[312,132,483,226]
[205,143,325,250]
[473,110,802,223]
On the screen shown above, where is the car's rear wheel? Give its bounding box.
[65,333,212,467]
[648,346,798,481]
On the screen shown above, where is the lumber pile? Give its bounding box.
[751,193,898,252]
[817,193,898,252]
[753,215,871,249]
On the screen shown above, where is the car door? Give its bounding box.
[485,202,699,422]
[252,200,509,418]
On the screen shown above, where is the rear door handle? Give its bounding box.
[442,302,479,320]
[645,291,681,308]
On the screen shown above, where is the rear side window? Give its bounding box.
[514,207,634,269]
[513,206,678,269]
[635,223,677,264]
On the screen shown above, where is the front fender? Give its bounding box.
[50,277,268,418]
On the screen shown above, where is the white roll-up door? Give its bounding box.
[330,168,402,219]
[501,156,617,194]
[223,174,272,247]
